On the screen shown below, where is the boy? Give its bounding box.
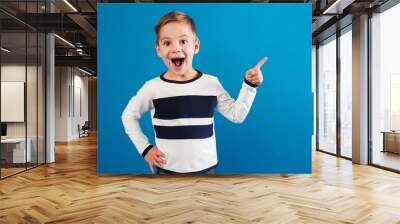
[122,11,267,175]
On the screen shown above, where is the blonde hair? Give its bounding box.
[154,11,197,44]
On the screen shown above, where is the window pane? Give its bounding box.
[1,30,27,177]
[318,36,337,154]
[340,28,352,158]
[27,31,38,169]
[371,3,400,171]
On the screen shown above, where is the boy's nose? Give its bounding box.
[170,42,182,52]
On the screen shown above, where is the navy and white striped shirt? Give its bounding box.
[122,71,257,173]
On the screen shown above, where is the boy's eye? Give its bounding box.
[162,41,170,46]
[180,39,187,45]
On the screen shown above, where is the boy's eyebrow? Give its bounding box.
[178,34,190,38]
[159,34,192,41]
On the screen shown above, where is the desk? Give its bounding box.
[1,138,31,163]
[381,131,400,154]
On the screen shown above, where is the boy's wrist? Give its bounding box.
[141,145,154,158]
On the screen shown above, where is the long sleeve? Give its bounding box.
[216,78,257,123]
[121,82,154,158]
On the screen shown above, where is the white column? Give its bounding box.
[46,1,55,163]
[46,33,55,163]
[352,14,369,164]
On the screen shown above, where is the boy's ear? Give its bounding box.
[155,43,162,57]
[194,38,200,54]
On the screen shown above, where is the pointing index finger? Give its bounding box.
[254,56,268,70]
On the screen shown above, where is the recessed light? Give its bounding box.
[77,67,93,76]
[1,47,11,53]
[63,0,78,12]
[54,34,75,48]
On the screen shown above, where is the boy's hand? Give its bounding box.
[144,146,166,174]
[245,57,268,86]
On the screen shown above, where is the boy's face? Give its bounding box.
[156,22,200,76]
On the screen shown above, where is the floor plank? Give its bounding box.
[1,134,400,223]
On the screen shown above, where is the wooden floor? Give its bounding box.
[0,167,26,178]
[373,150,400,171]
[1,135,400,223]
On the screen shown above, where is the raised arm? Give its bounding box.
[216,57,267,123]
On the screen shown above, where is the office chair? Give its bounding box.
[79,121,90,138]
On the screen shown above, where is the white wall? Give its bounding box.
[55,66,69,141]
[1,65,39,137]
[55,67,89,141]
[70,71,89,139]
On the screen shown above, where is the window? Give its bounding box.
[317,35,337,154]
[339,27,352,158]
[371,2,400,171]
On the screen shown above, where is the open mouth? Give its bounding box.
[170,57,185,67]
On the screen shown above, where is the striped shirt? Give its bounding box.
[121,70,257,173]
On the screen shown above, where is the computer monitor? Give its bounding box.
[1,123,7,137]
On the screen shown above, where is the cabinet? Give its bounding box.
[0,138,32,164]
[382,131,400,154]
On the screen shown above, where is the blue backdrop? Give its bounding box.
[98,3,313,174]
